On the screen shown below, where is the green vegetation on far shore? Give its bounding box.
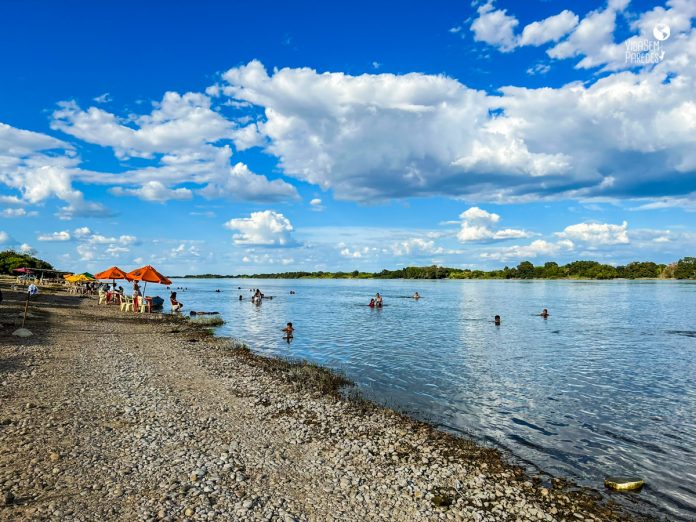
[0,249,54,275]
[180,257,696,280]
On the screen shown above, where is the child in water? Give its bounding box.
[368,298,376,308]
[282,322,294,338]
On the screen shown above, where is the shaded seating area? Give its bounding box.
[89,265,172,315]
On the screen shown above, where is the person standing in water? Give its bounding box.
[494,315,501,326]
[539,308,549,318]
[375,292,383,307]
[413,292,421,299]
[282,322,294,343]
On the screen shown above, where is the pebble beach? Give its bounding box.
[0,284,653,521]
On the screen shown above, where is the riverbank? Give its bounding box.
[0,285,653,521]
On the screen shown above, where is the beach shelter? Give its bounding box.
[13,267,34,274]
[126,265,172,294]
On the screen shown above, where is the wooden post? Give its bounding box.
[21,292,30,328]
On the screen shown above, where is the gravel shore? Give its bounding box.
[0,285,652,521]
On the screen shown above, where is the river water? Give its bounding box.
[165,278,696,519]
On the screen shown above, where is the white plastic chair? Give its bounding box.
[138,297,150,314]
[120,295,134,312]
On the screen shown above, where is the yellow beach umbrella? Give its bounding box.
[67,274,92,283]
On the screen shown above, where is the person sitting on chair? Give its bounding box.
[170,291,183,312]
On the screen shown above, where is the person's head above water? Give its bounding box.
[494,315,501,325]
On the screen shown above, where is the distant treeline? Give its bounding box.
[182,257,696,280]
[0,249,54,275]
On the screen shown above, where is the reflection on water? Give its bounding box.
[168,279,696,520]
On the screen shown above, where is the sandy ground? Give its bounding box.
[0,284,652,521]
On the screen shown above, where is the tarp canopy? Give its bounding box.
[94,266,131,281]
[13,267,34,274]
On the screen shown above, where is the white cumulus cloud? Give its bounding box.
[456,207,530,242]
[52,92,233,159]
[519,10,579,47]
[480,239,574,262]
[224,210,298,247]
[556,221,630,245]
[111,181,193,202]
[470,1,519,52]
[38,230,72,241]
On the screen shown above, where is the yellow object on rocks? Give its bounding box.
[604,476,644,491]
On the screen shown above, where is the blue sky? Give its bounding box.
[1,0,694,275]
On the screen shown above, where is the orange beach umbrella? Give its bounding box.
[126,265,172,285]
[126,265,172,295]
[94,266,131,281]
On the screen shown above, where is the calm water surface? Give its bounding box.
[168,278,696,520]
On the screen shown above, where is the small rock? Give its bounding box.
[49,452,61,462]
[184,507,194,517]
[1,490,14,506]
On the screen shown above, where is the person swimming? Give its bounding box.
[413,292,421,299]
[494,315,501,326]
[239,295,243,301]
[368,298,376,308]
[539,308,549,318]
